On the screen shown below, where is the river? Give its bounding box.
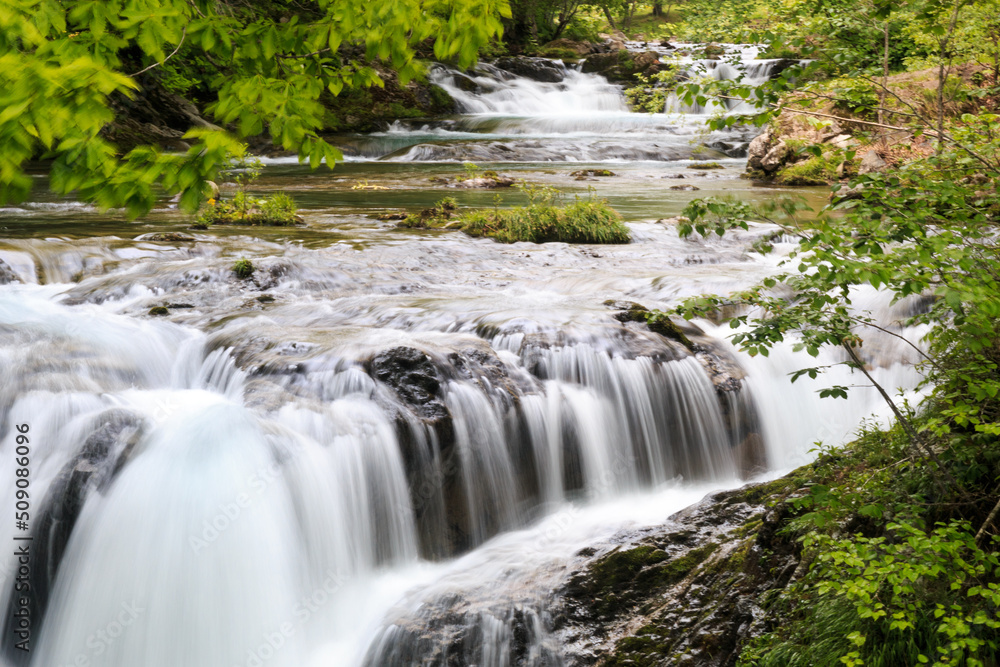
[0,46,923,667]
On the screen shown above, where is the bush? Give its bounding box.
[198,192,299,226]
[232,258,254,279]
[460,200,630,244]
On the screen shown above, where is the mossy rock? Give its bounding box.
[233,258,254,280]
[148,306,169,316]
[581,543,720,619]
[613,304,696,350]
[688,162,724,169]
[570,169,617,178]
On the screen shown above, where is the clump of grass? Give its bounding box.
[232,258,254,279]
[398,197,460,229]
[460,199,630,244]
[199,192,299,226]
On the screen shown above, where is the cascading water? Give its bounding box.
[325,45,792,163]
[1,44,920,667]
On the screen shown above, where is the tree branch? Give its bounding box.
[131,27,188,77]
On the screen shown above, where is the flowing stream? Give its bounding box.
[0,46,923,667]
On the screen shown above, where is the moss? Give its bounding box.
[148,306,169,316]
[570,169,617,178]
[233,258,254,280]
[688,162,724,169]
[733,473,809,505]
[774,155,839,185]
[535,46,580,61]
[591,545,670,590]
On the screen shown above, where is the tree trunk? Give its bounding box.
[652,2,663,17]
[602,5,617,30]
[879,20,889,147]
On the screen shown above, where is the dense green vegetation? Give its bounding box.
[624,1,1000,663]
[0,0,508,215]
[399,193,630,244]
[461,198,630,243]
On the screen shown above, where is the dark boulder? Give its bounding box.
[493,56,566,83]
[581,50,663,83]
[367,346,448,422]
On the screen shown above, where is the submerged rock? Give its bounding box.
[2,410,144,665]
[0,258,21,284]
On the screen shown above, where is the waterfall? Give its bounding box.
[0,41,917,667]
[319,46,792,163]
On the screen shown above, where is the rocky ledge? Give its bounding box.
[555,474,810,666]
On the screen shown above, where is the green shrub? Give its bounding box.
[198,192,298,226]
[460,199,630,244]
[232,258,254,279]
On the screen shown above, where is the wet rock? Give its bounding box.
[538,38,598,58]
[377,211,409,220]
[858,149,888,175]
[136,232,196,242]
[493,56,565,83]
[367,347,446,419]
[451,71,482,93]
[251,260,293,291]
[671,184,701,191]
[148,306,169,316]
[766,58,801,77]
[0,258,21,284]
[707,140,748,158]
[454,174,516,188]
[612,303,696,351]
[702,43,727,59]
[581,50,663,83]
[556,480,807,667]
[570,169,617,178]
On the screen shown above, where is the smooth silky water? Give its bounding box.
[0,46,921,667]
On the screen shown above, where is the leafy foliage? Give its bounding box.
[0,0,510,215]
[739,425,1000,667]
